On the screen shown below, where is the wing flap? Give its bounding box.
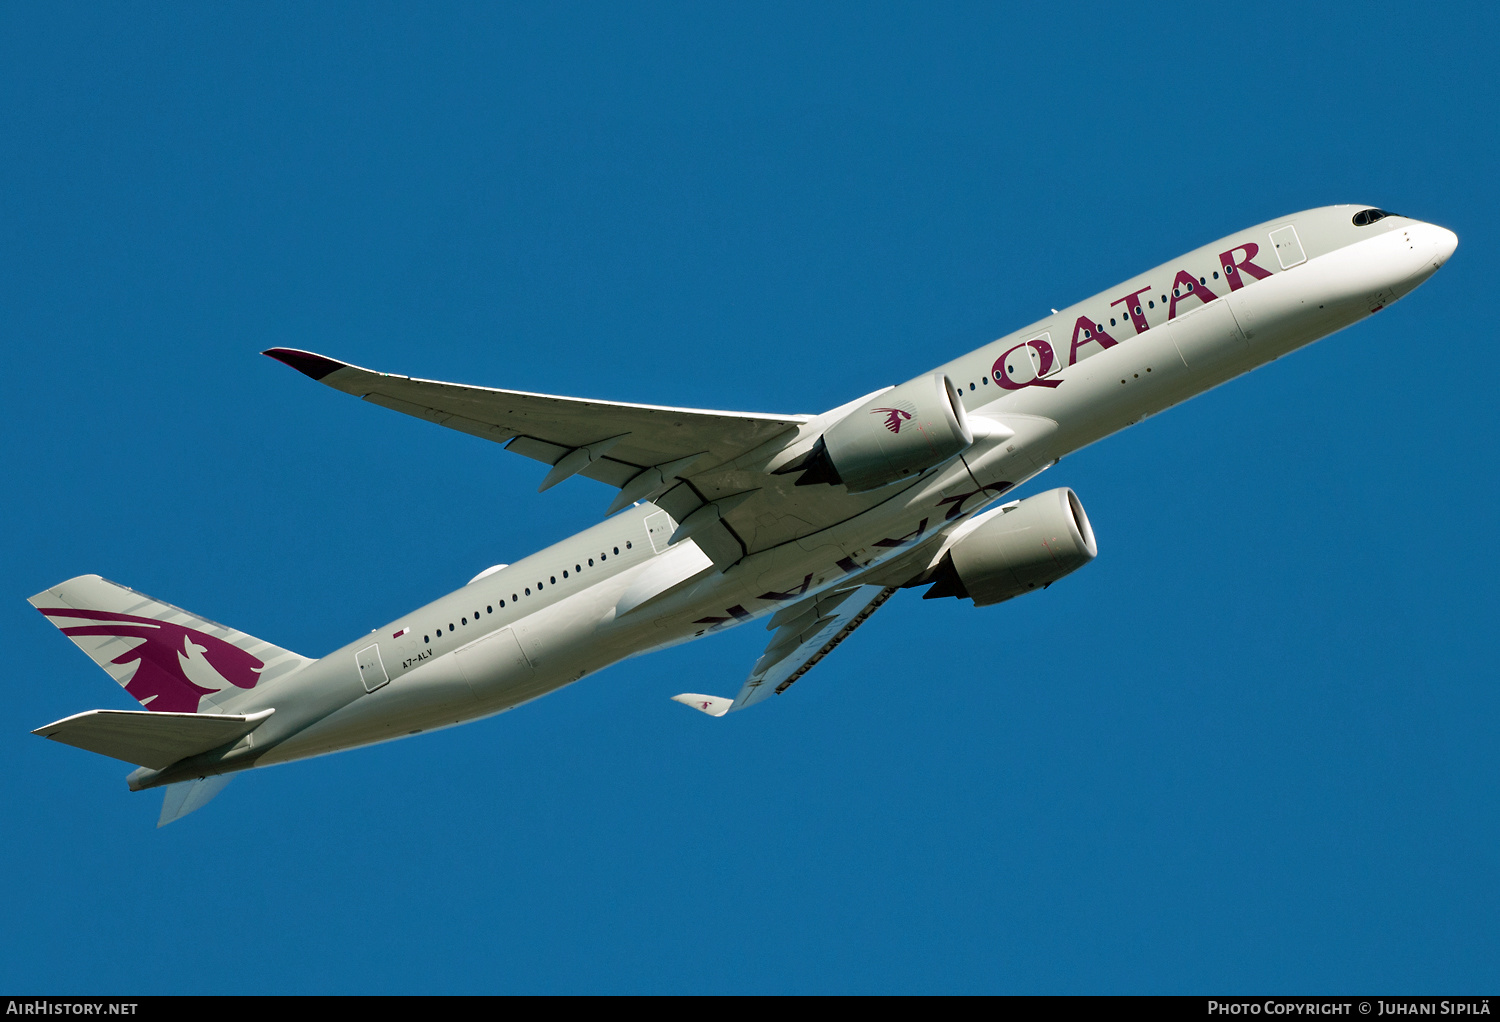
[33,708,274,769]
[363,392,518,443]
[578,457,643,488]
[504,435,571,466]
[731,584,898,711]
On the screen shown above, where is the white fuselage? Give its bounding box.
[134,206,1456,788]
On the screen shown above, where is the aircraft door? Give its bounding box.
[356,643,390,693]
[994,331,1058,388]
[1031,330,1063,379]
[1015,330,1063,380]
[645,510,675,554]
[1268,224,1307,269]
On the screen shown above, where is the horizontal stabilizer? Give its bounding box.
[33,708,274,769]
[671,693,733,717]
[158,774,232,827]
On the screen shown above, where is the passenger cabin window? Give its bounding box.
[1353,208,1397,226]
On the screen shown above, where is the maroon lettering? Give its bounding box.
[1218,242,1273,291]
[692,605,753,630]
[1109,285,1154,334]
[1166,270,1219,320]
[873,518,929,548]
[758,574,815,602]
[937,483,1012,520]
[992,339,1062,390]
[1067,315,1120,365]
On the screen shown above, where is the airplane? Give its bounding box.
[28,205,1457,825]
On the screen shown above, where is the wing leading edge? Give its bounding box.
[264,348,809,514]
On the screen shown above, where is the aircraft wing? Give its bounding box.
[673,584,898,716]
[264,348,809,513]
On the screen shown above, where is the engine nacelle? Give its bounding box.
[915,487,1098,606]
[792,373,972,493]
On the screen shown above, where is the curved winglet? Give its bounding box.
[263,348,349,381]
[671,693,733,717]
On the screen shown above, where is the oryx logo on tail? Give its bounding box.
[37,608,266,713]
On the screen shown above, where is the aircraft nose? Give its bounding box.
[1432,224,1459,265]
[1412,220,1458,267]
[1382,220,1457,301]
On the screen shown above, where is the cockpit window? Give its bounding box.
[1352,208,1398,226]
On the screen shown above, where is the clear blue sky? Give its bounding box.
[3,2,1495,994]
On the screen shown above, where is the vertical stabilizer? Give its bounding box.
[158,775,232,827]
[29,575,312,714]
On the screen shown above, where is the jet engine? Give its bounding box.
[909,487,1098,606]
[785,373,973,492]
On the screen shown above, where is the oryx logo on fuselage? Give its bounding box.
[37,608,265,713]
